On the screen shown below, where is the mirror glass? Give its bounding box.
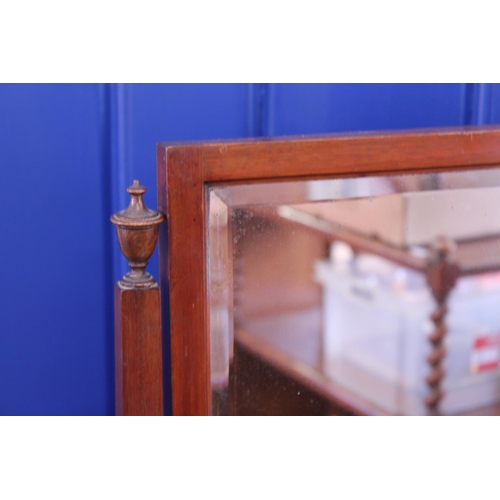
[208,167,500,415]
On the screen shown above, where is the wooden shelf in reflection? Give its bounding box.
[235,308,388,416]
[235,308,500,416]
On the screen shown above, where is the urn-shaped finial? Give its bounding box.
[111,180,164,288]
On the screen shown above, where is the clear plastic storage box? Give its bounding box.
[315,242,500,415]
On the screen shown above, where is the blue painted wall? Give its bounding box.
[0,84,112,415]
[1,83,497,415]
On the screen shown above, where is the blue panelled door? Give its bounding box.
[1,83,498,415]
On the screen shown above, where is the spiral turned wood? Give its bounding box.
[425,236,459,416]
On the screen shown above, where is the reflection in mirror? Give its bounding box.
[208,168,500,415]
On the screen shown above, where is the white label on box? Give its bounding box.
[470,333,500,374]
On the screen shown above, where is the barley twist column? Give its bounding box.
[424,236,459,416]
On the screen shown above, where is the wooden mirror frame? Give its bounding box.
[116,126,500,416]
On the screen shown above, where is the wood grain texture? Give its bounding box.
[115,283,163,415]
[157,144,211,416]
[195,126,500,182]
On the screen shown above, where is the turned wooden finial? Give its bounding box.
[111,180,164,288]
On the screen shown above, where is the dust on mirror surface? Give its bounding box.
[208,167,500,415]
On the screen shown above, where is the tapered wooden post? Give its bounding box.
[111,180,164,415]
[425,236,459,416]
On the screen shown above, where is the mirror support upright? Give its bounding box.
[111,181,164,416]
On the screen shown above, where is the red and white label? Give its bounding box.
[470,333,500,374]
